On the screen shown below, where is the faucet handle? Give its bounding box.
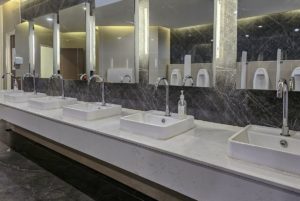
[289,77,295,91]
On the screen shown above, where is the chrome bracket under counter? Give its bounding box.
[0,102,299,201]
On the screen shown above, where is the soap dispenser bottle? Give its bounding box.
[178,90,187,119]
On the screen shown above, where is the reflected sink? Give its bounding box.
[28,96,77,110]
[120,111,195,140]
[0,90,23,98]
[4,92,46,103]
[228,125,300,175]
[63,102,122,121]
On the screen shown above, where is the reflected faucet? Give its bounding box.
[50,74,64,98]
[277,78,295,136]
[2,73,18,89]
[88,74,106,106]
[182,75,194,86]
[22,70,37,94]
[155,77,170,116]
[121,75,132,83]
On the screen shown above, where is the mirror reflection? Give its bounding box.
[149,0,214,87]
[236,1,300,91]
[94,0,135,83]
[33,14,54,78]
[59,3,86,80]
[15,21,30,77]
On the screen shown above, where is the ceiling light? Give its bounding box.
[258,25,263,28]
[295,28,300,32]
[245,34,250,38]
[46,17,53,22]
[117,37,122,40]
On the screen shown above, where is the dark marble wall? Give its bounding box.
[237,10,300,61]
[170,25,214,64]
[23,78,300,131]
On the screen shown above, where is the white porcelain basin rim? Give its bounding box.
[120,111,195,140]
[62,102,122,121]
[122,112,191,127]
[4,92,46,103]
[228,125,300,175]
[28,96,77,110]
[64,102,117,112]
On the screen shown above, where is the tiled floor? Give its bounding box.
[0,122,156,201]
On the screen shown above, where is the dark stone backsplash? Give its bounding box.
[23,78,300,131]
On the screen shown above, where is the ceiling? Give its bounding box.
[33,0,300,31]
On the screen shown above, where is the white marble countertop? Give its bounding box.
[1,99,300,194]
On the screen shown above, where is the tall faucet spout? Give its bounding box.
[155,77,170,116]
[277,79,290,136]
[89,74,105,106]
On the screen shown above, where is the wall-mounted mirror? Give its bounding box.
[59,3,86,80]
[15,21,30,77]
[148,0,214,87]
[236,1,300,91]
[33,13,55,78]
[94,0,135,83]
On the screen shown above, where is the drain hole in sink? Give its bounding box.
[161,118,166,123]
[280,140,288,148]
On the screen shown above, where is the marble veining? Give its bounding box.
[23,78,300,131]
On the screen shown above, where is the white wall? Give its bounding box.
[1,0,21,89]
[97,26,135,81]
[40,45,53,78]
[148,26,170,84]
[15,22,29,77]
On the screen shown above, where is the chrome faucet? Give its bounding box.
[2,73,18,89]
[182,75,194,86]
[277,78,295,136]
[121,75,132,83]
[88,74,106,106]
[22,71,37,94]
[155,77,170,116]
[50,74,64,98]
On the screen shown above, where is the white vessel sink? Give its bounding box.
[4,92,46,103]
[63,102,122,121]
[0,90,23,98]
[228,125,300,175]
[120,111,195,140]
[28,96,77,110]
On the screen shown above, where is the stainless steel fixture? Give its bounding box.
[2,73,18,89]
[277,78,295,136]
[88,74,106,106]
[121,75,132,83]
[50,74,64,98]
[22,70,37,94]
[182,75,194,86]
[155,77,170,116]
